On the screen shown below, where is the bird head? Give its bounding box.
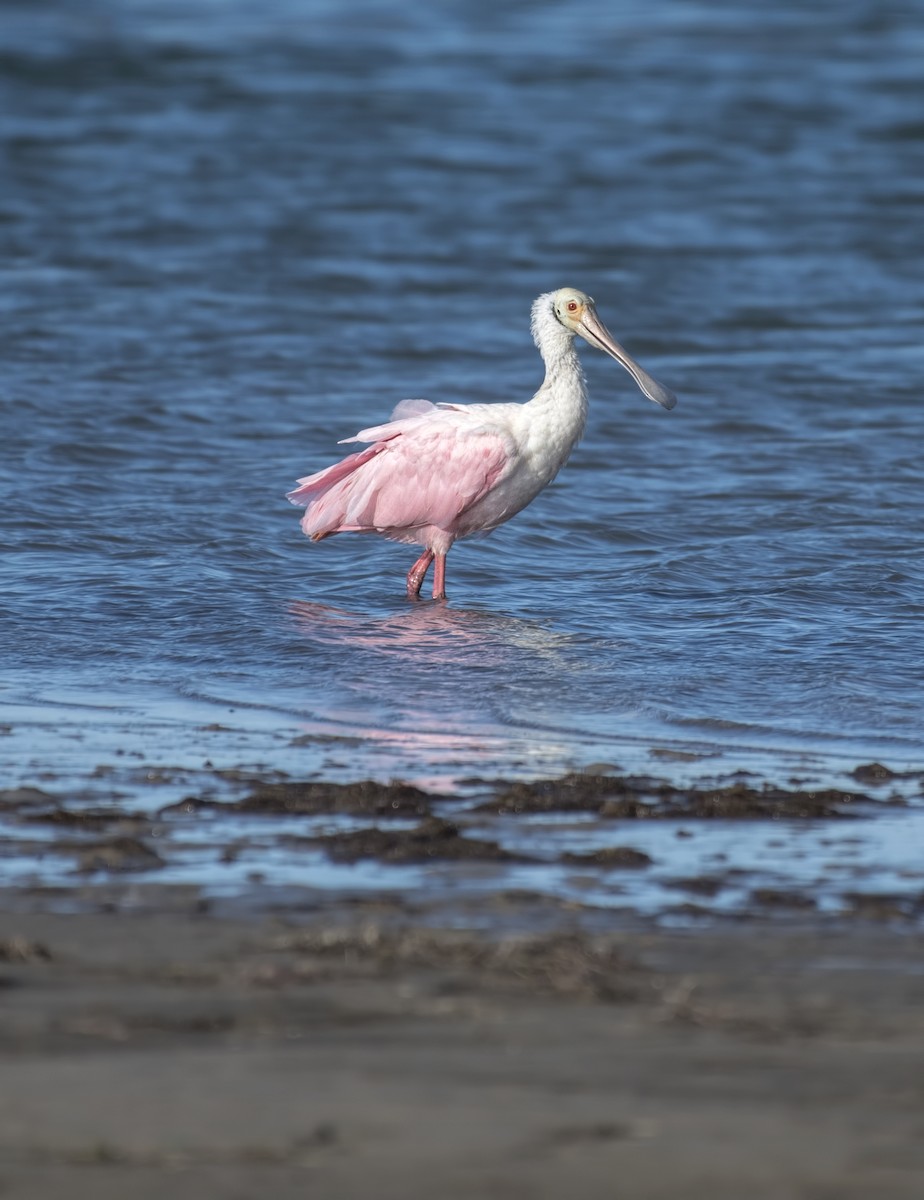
[549,287,677,411]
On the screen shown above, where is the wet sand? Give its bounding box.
[2,767,923,1196]
[2,884,924,1199]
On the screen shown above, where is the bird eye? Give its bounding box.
[567,300,578,312]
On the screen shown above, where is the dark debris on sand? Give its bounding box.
[851,762,899,786]
[475,773,873,819]
[74,837,166,875]
[562,847,653,869]
[841,891,924,921]
[157,780,437,820]
[291,817,531,865]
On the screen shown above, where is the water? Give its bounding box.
[2,1,923,905]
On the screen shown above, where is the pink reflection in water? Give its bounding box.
[286,599,581,781]
[288,598,573,660]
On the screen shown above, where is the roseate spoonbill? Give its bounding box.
[288,287,676,600]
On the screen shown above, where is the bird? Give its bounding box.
[287,287,677,600]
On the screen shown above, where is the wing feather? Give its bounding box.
[289,405,516,540]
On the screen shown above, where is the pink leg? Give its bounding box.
[432,553,447,600]
[406,549,434,598]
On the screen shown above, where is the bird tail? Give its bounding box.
[286,444,385,539]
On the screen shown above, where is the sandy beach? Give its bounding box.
[2,881,923,1200]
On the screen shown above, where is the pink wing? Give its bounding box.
[287,403,515,541]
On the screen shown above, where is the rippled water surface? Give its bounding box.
[3,0,923,820]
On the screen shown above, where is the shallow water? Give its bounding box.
[2,2,923,904]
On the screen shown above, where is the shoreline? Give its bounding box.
[2,763,923,922]
[2,763,923,1196]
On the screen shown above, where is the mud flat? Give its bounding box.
[1,766,924,1197]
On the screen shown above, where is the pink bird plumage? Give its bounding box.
[288,288,676,600]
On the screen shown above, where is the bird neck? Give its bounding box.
[539,335,586,395]
[528,300,588,437]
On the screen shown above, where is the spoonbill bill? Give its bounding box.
[288,287,676,600]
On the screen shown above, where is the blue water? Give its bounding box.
[2,0,923,825]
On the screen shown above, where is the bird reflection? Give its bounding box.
[284,600,592,778]
[287,598,574,665]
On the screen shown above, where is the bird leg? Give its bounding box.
[406,550,434,598]
[432,553,447,600]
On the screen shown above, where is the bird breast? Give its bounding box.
[452,392,587,536]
